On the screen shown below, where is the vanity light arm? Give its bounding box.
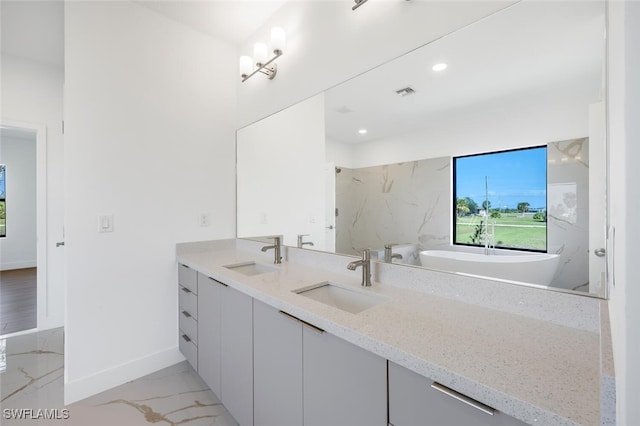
[241,51,282,82]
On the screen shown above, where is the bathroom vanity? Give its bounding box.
[176,238,614,426]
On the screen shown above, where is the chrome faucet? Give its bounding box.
[347,248,371,287]
[261,236,282,264]
[297,234,315,249]
[384,243,403,263]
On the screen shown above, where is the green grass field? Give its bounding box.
[455,213,546,251]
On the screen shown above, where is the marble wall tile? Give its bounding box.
[336,157,451,261]
[547,137,590,290]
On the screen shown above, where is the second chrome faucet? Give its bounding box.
[261,236,282,264]
[347,248,371,287]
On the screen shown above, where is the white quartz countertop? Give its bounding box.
[177,246,601,426]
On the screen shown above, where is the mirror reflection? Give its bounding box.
[237,0,606,297]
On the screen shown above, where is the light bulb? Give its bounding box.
[254,43,268,66]
[240,56,253,77]
[271,27,286,55]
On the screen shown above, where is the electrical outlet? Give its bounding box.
[200,213,210,227]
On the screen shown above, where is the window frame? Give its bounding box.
[0,164,6,238]
[452,146,548,253]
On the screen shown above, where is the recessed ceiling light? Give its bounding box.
[358,129,367,135]
[432,63,447,72]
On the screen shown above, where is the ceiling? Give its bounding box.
[0,0,285,68]
[0,0,65,68]
[324,1,606,144]
[135,1,286,46]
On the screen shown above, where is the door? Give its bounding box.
[588,102,606,294]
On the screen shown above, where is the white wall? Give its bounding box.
[608,2,640,425]
[0,54,65,330]
[0,134,37,270]
[237,94,327,249]
[64,1,236,403]
[237,1,515,128]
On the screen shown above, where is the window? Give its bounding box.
[453,146,547,252]
[0,164,5,237]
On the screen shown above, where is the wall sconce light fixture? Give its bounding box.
[352,0,368,10]
[240,27,286,82]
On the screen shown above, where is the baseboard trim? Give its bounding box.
[64,346,185,405]
[1,261,37,271]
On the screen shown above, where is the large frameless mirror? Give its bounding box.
[237,0,607,298]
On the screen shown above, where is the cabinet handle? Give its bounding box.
[279,311,325,334]
[181,334,191,343]
[279,310,301,324]
[300,319,325,334]
[181,264,191,269]
[181,310,192,318]
[209,276,228,287]
[181,286,192,293]
[431,382,495,416]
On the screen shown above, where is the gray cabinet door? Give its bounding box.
[196,273,222,398]
[388,362,527,426]
[220,285,253,426]
[253,301,303,426]
[303,327,387,426]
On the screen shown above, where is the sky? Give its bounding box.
[455,146,547,210]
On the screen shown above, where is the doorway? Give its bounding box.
[0,124,47,337]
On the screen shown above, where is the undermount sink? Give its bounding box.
[294,282,390,314]
[223,261,278,276]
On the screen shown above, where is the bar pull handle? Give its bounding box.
[209,277,228,287]
[431,382,495,416]
[181,310,192,318]
[279,311,325,334]
[181,287,192,293]
[181,334,191,343]
[56,242,65,247]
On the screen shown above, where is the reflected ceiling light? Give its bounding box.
[240,27,286,82]
[432,63,448,72]
[358,129,368,134]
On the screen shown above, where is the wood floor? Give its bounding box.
[0,268,37,335]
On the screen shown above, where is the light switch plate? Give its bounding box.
[99,215,114,233]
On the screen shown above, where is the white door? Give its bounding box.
[324,162,336,252]
[588,102,606,294]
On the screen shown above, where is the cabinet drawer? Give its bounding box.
[389,362,527,426]
[179,331,198,371]
[179,285,198,320]
[179,310,198,346]
[178,264,198,294]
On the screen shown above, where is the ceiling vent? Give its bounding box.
[395,87,416,97]
[335,105,354,114]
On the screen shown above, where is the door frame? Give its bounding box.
[0,119,48,334]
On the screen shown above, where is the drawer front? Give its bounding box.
[179,331,198,371]
[179,285,198,320]
[178,264,198,294]
[179,309,198,346]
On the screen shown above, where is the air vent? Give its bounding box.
[335,105,354,114]
[395,87,416,97]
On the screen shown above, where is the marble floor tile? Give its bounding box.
[1,328,238,425]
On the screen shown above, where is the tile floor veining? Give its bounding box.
[0,328,237,425]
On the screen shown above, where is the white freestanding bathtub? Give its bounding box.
[419,250,560,285]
